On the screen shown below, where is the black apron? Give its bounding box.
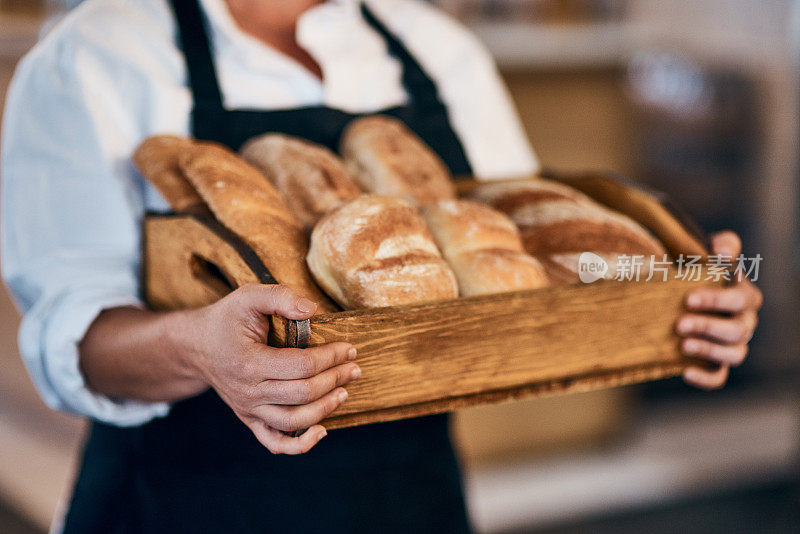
[62,1,472,532]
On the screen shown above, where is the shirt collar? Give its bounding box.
[197,0,359,77]
[198,0,359,48]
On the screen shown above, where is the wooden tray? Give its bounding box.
[143,172,716,430]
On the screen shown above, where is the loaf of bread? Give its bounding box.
[132,135,210,214]
[422,200,549,296]
[240,134,362,229]
[469,178,667,284]
[178,141,336,311]
[339,115,456,207]
[307,194,459,309]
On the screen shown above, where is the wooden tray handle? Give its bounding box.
[143,212,308,347]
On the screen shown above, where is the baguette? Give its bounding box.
[307,194,458,309]
[240,134,362,229]
[132,135,210,214]
[340,115,456,207]
[179,141,336,311]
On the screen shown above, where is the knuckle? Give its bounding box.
[299,353,317,377]
[240,386,259,404]
[274,284,296,303]
[297,379,315,404]
[694,316,711,335]
[734,318,751,343]
[281,412,301,432]
[732,345,749,366]
[241,357,261,381]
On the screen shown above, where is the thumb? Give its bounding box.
[710,230,741,261]
[235,284,318,320]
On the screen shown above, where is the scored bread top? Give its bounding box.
[132,135,210,214]
[340,115,456,207]
[422,199,524,257]
[240,133,362,229]
[469,177,667,284]
[179,141,336,311]
[469,177,666,256]
[423,199,549,296]
[307,194,458,309]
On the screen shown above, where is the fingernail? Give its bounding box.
[347,347,357,360]
[677,319,693,334]
[684,367,702,382]
[687,294,701,308]
[351,365,361,380]
[296,297,316,313]
[318,429,327,440]
[337,389,348,403]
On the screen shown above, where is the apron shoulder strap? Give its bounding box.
[169,0,225,110]
[359,3,445,111]
[168,0,449,115]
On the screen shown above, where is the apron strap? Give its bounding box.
[169,0,225,110]
[359,4,446,112]
[168,0,448,114]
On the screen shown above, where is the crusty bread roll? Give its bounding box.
[470,178,667,284]
[132,135,210,214]
[179,142,336,311]
[307,194,458,309]
[240,134,362,229]
[422,200,549,296]
[340,115,456,207]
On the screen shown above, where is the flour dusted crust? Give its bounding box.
[133,135,210,214]
[240,134,362,229]
[307,194,458,309]
[340,115,456,207]
[423,200,549,296]
[179,141,336,311]
[469,177,666,284]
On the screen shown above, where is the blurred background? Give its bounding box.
[1,0,799,532]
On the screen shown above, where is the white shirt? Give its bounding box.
[1,0,539,426]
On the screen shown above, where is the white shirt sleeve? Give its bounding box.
[1,27,170,426]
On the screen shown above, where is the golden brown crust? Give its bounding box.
[307,194,458,309]
[240,134,362,229]
[340,115,456,207]
[423,200,548,296]
[179,141,336,311]
[469,177,666,285]
[132,135,210,214]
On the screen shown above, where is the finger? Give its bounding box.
[675,313,755,345]
[681,337,749,366]
[710,230,741,260]
[235,283,318,320]
[246,419,327,455]
[261,362,361,405]
[253,387,348,432]
[261,342,357,380]
[684,283,760,314]
[683,364,729,390]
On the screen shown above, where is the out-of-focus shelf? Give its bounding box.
[472,21,633,69]
[0,13,43,59]
[464,390,800,533]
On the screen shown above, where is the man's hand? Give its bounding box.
[676,231,762,390]
[176,284,360,454]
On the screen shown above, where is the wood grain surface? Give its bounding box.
[144,172,715,430]
[283,278,713,429]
